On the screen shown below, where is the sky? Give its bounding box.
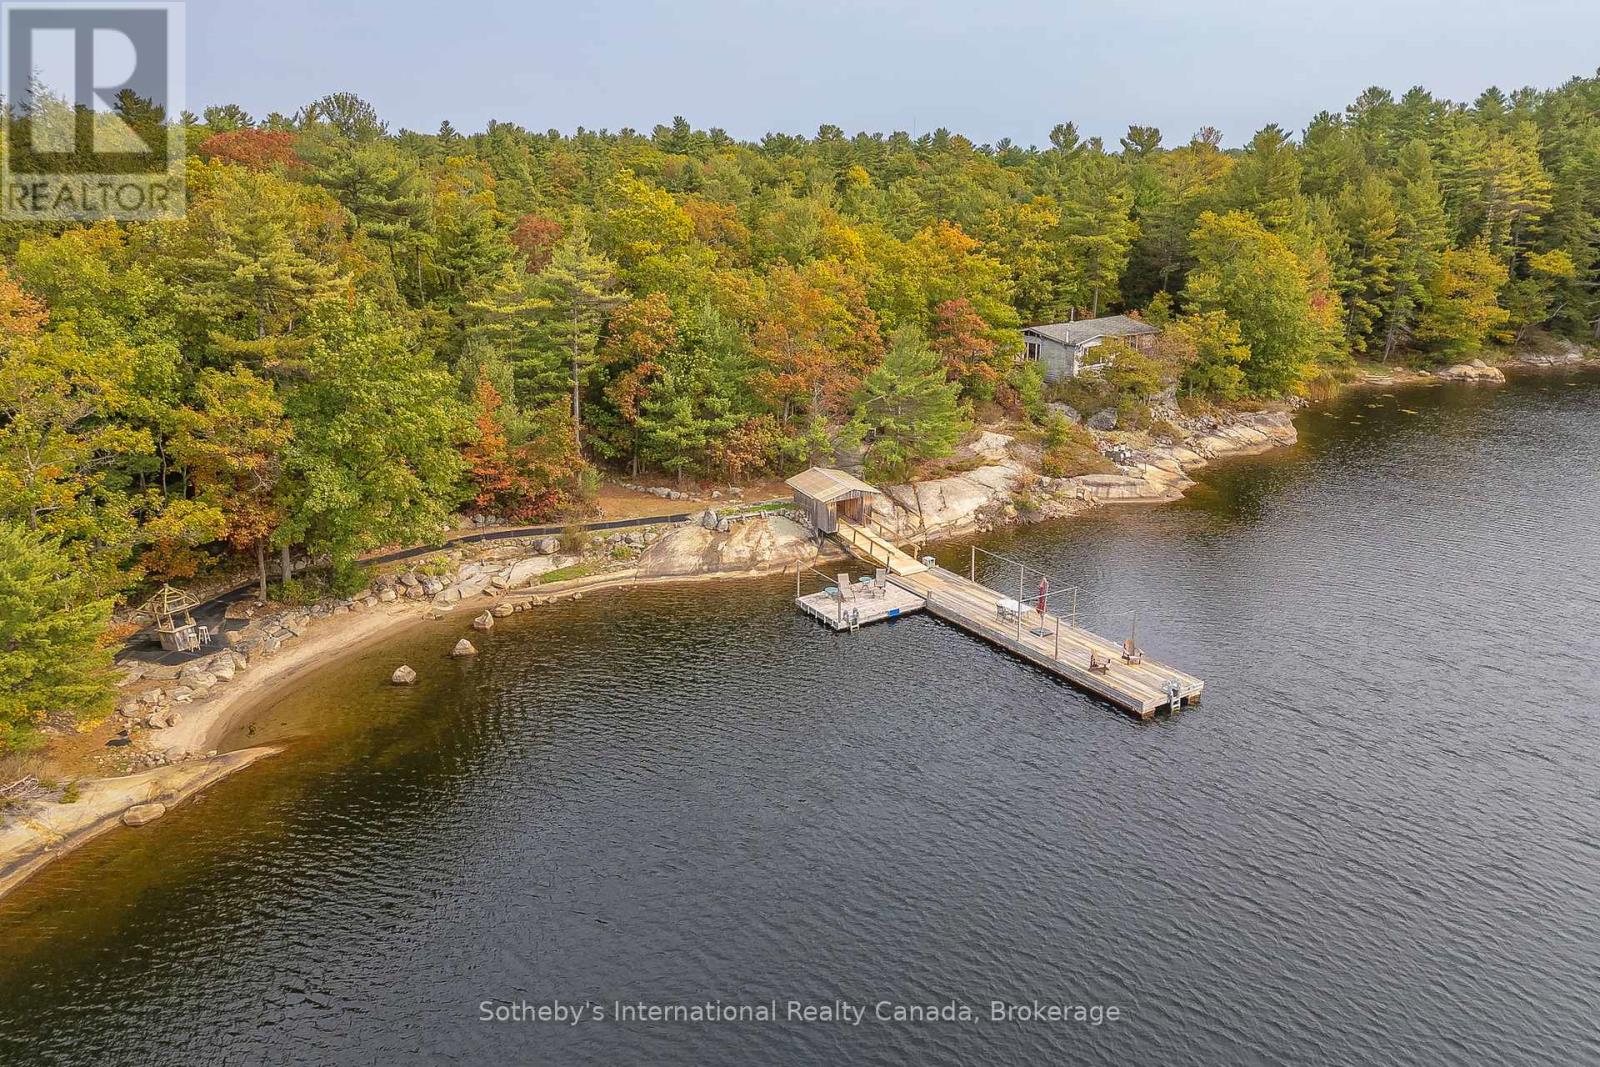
[187,0,1600,148]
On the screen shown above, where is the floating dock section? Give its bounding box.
[795,581,926,631]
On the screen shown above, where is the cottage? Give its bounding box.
[1021,315,1159,383]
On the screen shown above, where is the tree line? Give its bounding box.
[4,75,1600,750]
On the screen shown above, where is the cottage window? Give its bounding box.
[1024,340,1041,362]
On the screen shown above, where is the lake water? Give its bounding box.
[3,370,1599,1066]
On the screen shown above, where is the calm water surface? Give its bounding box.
[3,371,1599,1066]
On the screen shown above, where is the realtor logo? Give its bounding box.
[1,1,185,220]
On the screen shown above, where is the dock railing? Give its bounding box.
[950,549,1149,671]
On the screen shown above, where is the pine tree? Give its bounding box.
[0,522,115,753]
[529,229,623,450]
[1382,142,1451,359]
[1060,154,1138,316]
[1227,125,1307,235]
[1334,173,1400,352]
[843,327,969,482]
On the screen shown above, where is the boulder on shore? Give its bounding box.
[1436,362,1507,383]
[391,665,418,685]
[122,802,167,827]
[452,639,478,657]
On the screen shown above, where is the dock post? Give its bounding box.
[970,545,975,582]
[1017,570,1024,642]
[1054,617,1060,661]
[1071,588,1078,629]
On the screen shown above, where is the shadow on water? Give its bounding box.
[3,368,1599,1067]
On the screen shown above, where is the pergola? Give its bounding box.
[141,584,209,653]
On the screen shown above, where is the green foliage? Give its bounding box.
[1185,211,1341,395]
[1168,311,1252,400]
[275,558,369,605]
[0,522,116,753]
[1040,415,1115,478]
[539,563,594,585]
[277,303,470,565]
[842,327,969,482]
[1417,241,1512,356]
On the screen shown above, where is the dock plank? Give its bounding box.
[888,566,1203,718]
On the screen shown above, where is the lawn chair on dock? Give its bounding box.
[873,568,888,598]
[1089,651,1111,673]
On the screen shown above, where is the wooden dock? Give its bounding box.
[890,565,1202,718]
[817,516,1203,719]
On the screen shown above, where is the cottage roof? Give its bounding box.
[1024,314,1158,346]
[785,467,882,503]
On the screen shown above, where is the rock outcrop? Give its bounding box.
[862,410,1300,540]
[391,665,417,685]
[1436,359,1507,383]
[636,515,821,578]
[122,802,167,827]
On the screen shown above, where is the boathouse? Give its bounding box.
[786,467,882,535]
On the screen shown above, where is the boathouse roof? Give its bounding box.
[785,467,882,503]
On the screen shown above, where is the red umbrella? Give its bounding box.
[1036,575,1049,616]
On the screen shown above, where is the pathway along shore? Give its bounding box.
[2,355,1588,903]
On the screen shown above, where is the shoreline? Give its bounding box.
[0,746,281,901]
[3,355,1593,903]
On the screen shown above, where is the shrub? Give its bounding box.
[1040,415,1116,478]
[1150,419,1185,444]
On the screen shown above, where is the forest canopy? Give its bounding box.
[4,74,1600,642]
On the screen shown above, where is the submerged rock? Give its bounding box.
[391,665,418,685]
[452,639,478,657]
[472,612,494,631]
